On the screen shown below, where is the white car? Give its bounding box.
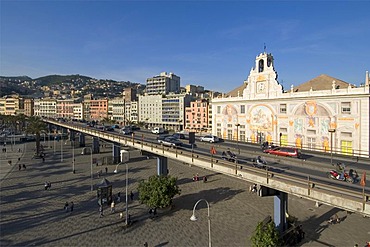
[151,127,165,134]
[200,135,219,143]
[120,127,133,135]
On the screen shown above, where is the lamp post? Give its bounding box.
[83,147,93,191]
[329,129,336,165]
[190,199,212,247]
[235,123,240,154]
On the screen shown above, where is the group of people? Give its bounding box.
[192,173,207,183]
[64,201,74,213]
[18,164,27,170]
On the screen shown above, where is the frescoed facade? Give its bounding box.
[212,52,370,157]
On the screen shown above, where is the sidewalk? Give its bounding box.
[0,141,369,246]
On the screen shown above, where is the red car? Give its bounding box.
[266,147,301,158]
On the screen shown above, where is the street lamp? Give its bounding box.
[190,199,212,247]
[235,123,240,154]
[328,129,336,165]
[114,161,129,226]
[83,147,93,191]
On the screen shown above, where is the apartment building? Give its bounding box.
[139,93,192,131]
[34,98,57,118]
[185,99,209,132]
[24,98,34,116]
[0,95,23,115]
[146,72,180,95]
[89,99,108,121]
[130,101,138,123]
[109,97,125,124]
[212,52,370,156]
[56,99,84,120]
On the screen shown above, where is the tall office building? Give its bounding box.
[146,72,180,95]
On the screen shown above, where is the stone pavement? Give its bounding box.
[0,141,369,247]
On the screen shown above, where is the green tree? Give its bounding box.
[250,218,282,247]
[138,175,181,209]
[25,116,47,155]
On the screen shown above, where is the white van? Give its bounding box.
[151,127,165,134]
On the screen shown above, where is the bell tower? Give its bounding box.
[243,51,283,99]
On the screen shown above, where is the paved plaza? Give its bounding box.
[1,141,369,246]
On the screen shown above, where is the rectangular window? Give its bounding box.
[280,104,287,114]
[217,123,221,127]
[307,137,316,151]
[216,129,221,137]
[240,131,245,142]
[227,124,232,128]
[217,106,221,114]
[227,130,233,140]
[240,105,245,114]
[341,102,351,114]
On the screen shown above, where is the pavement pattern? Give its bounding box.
[0,141,369,247]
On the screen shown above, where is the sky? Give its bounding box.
[1,1,370,93]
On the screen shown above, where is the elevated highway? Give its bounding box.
[45,119,370,217]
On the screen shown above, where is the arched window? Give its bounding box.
[258,59,264,72]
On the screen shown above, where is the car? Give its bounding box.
[157,134,171,143]
[221,150,237,162]
[130,125,141,131]
[172,133,186,139]
[160,136,183,147]
[104,126,114,131]
[200,135,219,143]
[120,127,133,135]
[266,147,301,158]
[151,127,165,134]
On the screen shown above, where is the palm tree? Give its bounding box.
[25,116,47,155]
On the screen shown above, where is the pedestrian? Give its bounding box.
[117,192,121,202]
[48,181,51,189]
[18,148,21,152]
[130,191,134,201]
[18,164,21,171]
[105,166,108,174]
[203,176,207,183]
[64,202,69,212]
[22,164,26,170]
[111,201,115,213]
[42,157,45,163]
[45,182,49,190]
[18,157,21,162]
[70,202,74,213]
[99,205,104,217]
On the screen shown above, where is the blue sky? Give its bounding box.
[1,1,369,93]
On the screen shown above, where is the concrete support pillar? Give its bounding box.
[156,156,168,176]
[112,143,121,164]
[274,192,288,233]
[79,133,85,147]
[92,137,100,154]
[69,130,75,142]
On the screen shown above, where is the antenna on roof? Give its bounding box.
[264,43,266,53]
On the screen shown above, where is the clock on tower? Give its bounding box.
[257,82,266,93]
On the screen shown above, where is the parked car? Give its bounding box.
[152,127,165,134]
[172,133,186,139]
[221,150,237,162]
[104,126,114,131]
[200,135,219,143]
[266,147,301,158]
[160,136,183,147]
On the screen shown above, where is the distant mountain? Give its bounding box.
[34,74,93,86]
[0,74,145,98]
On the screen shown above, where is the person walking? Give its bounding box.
[105,166,108,174]
[64,202,69,212]
[18,164,21,171]
[130,191,134,201]
[111,201,115,213]
[70,202,74,213]
[117,192,121,202]
[99,205,104,217]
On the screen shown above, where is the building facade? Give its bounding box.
[212,52,370,157]
[146,72,180,95]
[34,98,57,118]
[185,99,209,132]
